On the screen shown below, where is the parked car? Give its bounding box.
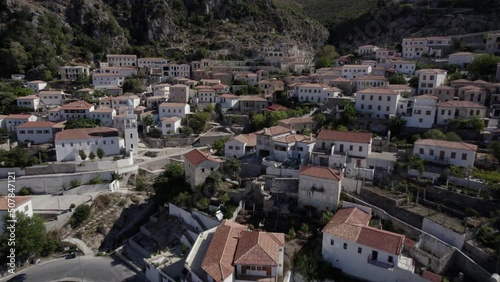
[7,273,27,282]
[65,252,77,259]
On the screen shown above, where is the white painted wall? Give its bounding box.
[55,136,122,162]
[17,127,53,144]
[225,140,247,159]
[355,93,400,118]
[298,175,341,211]
[422,218,466,249]
[413,143,476,167]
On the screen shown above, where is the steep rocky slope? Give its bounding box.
[0,0,328,77]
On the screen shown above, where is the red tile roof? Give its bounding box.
[415,139,477,151]
[229,134,257,147]
[6,114,34,119]
[256,126,293,137]
[159,102,188,107]
[16,121,56,128]
[16,95,39,100]
[422,270,442,282]
[61,101,94,110]
[93,107,114,113]
[357,88,398,95]
[316,129,372,144]
[278,116,315,125]
[55,127,118,141]
[161,117,181,123]
[436,100,486,109]
[274,134,315,144]
[233,231,285,266]
[322,207,405,255]
[239,95,268,102]
[299,166,342,181]
[265,104,289,112]
[184,149,221,166]
[0,196,31,210]
[201,220,247,282]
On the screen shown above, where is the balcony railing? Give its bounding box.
[433,156,450,163]
[367,255,394,269]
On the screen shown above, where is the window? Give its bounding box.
[28,130,34,134]
[343,243,347,249]
[349,145,353,151]
[235,146,240,150]
[370,95,373,101]
[387,96,391,101]
[419,118,423,123]
[111,140,114,144]
[388,256,394,263]
[419,148,424,154]
[386,106,390,111]
[451,152,456,159]
[359,146,362,152]
[361,104,364,109]
[429,149,434,156]
[201,168,205,172]
[462,153,467,160]
[229,146,234,150]
[426,110,431,115]
[378,96,382,101]
[62,143,65,148]
[361,95,365,100]
[358,247,362,254]
[70,142,73,147]
[103,140,106,145]
[377,105,381,110]
[330,239,334,246]
[368,105,372,110]
[19,130,25,134]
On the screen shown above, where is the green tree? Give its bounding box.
[470,117,485,132]
[64,118,99,129]
[79,150,87,161]
[0,147,40,168]
[164,162,184,179]
[205,171,222,197]
[314,113,327,128]
[447,70,463,82]
[70,204,91,228]
[288,227,296,239]
[445,132,462,142]
[173,191,192,208]
[122,77,145,93]
[89,152,96,161]
[314,45,340,69]
[212,138,227,156]
[0,213,47,260]
[96,148,105,160]
[388,74,406,84]
[218,193,231,204]
[321,211,334,224]
[143,115,154,127]
[0,42,29,75]
[188,112,211,134]
[468,54,500,79]
[423,129,446,140]
[408,154,425,175]
[204,103,215,113]
[340,102,358,126]
[389,116,407,136]
[294,253,318,282]
[221,157,241,180]
[251,113,267,130]
[194,48,209,60]
[490,141,500,162]
[408,76,419,88]
[75,73,91,86]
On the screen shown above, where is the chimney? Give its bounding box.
[264,128,268,135]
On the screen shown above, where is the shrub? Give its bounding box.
[70,180,81,188]
[89,152,96,161]
[19,186,32,195]
[70,204,91,228]
[288,227,296,239]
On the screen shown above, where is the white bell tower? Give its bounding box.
[124,99,138,156]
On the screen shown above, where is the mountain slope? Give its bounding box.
[0,0,329,78]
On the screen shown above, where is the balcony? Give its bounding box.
[367,255,394,269]
[433,156,450,164]
[236,274,275,282]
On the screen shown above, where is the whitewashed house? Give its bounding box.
[353,76,388,92]
[16,121,56,144]
[256,126,295,159]
[95,66,137,77]
[184,149,222,188]
[60,66,90,81]
[26,80,47,93]
[137,57,168,68]
[0,196,33,235]
[416,69,447,94]
[169,84,190,103]
[163,64,190,78]
[414,139,477,167]
[436,101,486,125]
[448,52,476,68]
[391,60,416,75]
[272,134,315,165]
[342,65,373,80]
[195,86,216,103]
[402,95,437,129]
[357,45,379,55]
[16,95,40,111]
[89,107,116,127]
[322,207,421,282]
[355,88,400,118]
[298,166,343,211]
[278,116,317,133]
[106,54,137,67]
[297,83,341,103]
[485,32,500,55]
[92,74,125,89]
[39,90,70,106]
[161,117,182,135]
[159,102,190,119]
[225,133,257,159]
[5,114,37,132]
[432,85,456,102]
[111,95,141,110]
[54,127,123,162]
[60,101,95,120]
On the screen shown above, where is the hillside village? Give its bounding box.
[2,31,500,282]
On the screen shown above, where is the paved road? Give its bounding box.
[1,255,145,282]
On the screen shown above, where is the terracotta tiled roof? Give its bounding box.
[386,85,413,90]
[61,101,94,110]
[0,196,31,210]
[184,149,221,166]
[422,270,442,282]
[451,79,471,83]
[92,107,114,113]
[233,231,285,266]
[316,129,372,144]
[415,139,477,151]
[322,207,405,255]
[265,104,289,111]
[106,54,137,57]
[353,76,387,81]
[238,95,268,102]
[416,69,447,74]
[449,52,474,56]
[436,100,486,109]
[161,117,181,123]
[278,117,315,125]
[299,166,342,181]
[113,95,140,100]
[433,85,454,90]
[229,134,257,147]
[219,94,238,98]
[16,95,39,100]
[357,226,405,255]
[159,102,188,107]
[274,134,315,144]
[27,80,46,84]
[16,121,55,128]
[256,126,293,137]
[357,88,398,95]
[55,127,118,141]
[415,95,438,100]
[201,220,247,282]
[6,114,34,119]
